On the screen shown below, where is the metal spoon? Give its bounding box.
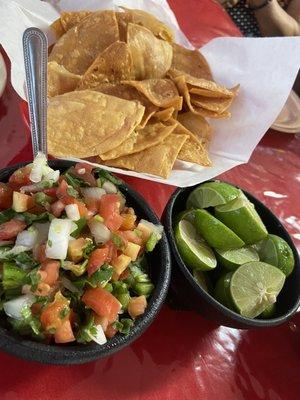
[23,27,48,158]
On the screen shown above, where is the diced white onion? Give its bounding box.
[88,219,111,245]
[8,245,30,255]
[88,324,107,345]
[46,218,73,260]
[61,276,80,293]
[20,183,40,193]
[65,204,80,221]
[15,228,38,249]
[32,222,50,244]
[82,187,106,200]
[29,152,47,183]
[3,294,35,320]
[102,181,117,194]
[44,169,60,183]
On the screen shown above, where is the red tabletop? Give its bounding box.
[0,1,300,399]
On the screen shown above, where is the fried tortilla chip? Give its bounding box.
[122,79,182,109]
[127,23,172,79]
[49,11,119,75]
[50,18,65,40]
[152,107,175,121]
[81,82,158,127]
[190,95,234,114]
[121,8,174,42]
[79,42,133,89]
[116,11,133,42]
[101,121,177,160]
[103,133,188,178]
[173,75,232,118]
[177,112,212,148]
[61,11,92,31]
[171,43,212,80]
[172,120,211,166]
[48,61,81,97]
[48,90,145,158]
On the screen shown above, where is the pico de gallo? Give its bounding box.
[0,153,162,345]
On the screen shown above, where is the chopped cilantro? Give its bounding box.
[47,239,52,247]
[70,217,87,238]
[113,318,134,335]
[26,268,42,291]
[64,172,90,188]
[94,168,123,186]
[67,186,79,198]
[111,233,124,249]
[82,240,96,258]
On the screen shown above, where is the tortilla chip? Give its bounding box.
[177,112,212,148]
[101,121,177,160]
[48,61,81,97]
[79,42,133,89]
[173,75,231,118]
[50,18,65,40]
[152,107,175,121]
[103,133,188,178]
[173,121,211,166]
[82,82,158,127]
[61,11,92,31]
[127,23,172,79]
[100,130,139,161]
[122,79,182,109]
[190,95,234,114]
[120,8,174,42]
[49,11,119,75]
[116,11,133,42]
[48,90,145,158]
[171,43,212,80]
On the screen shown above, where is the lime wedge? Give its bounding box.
[230,261,285,318]
[174,209,195,226]
[193,269,212,293]
[215,195,268,244]
[258,234,295,276]
[215,246,259,271]
[259,303,276,319]
[174,219,217,271]
[214,272,235,310]
[186,181,240,209]
[194,209,245,250]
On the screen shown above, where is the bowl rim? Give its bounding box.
[165,180,300,328]
[0,160,171,364]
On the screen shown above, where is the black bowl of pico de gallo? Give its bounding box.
[0,155,171,364]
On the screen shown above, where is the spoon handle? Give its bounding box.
[23,28,48,158]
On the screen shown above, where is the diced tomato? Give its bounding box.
[87,247,109,276]
[40,260,60,286]
[74,163,97,186]
[105,324,117,339]
[118,230,143,246]
[54,320,75,344]
[120,213,136,231]
[35,243,47,263]
[128,296,147,319]
[27,204,46,215]
[8,165,32,190]
[99,194,124,231]
[40,292,70,331]
[0,218,27,240]
[56,179,70,202]
[50,200,65,217]
[105,240,118,263]
[43,187,57,198]
[31,302,42,316]
[85,198,98,216]
[82,287,121,323]
[0,183,13,210]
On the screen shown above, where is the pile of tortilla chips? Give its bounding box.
[48,8,238,179]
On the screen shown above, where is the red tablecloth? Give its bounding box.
[0,1,300,399]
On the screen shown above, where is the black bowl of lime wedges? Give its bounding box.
[163,180,300,329]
